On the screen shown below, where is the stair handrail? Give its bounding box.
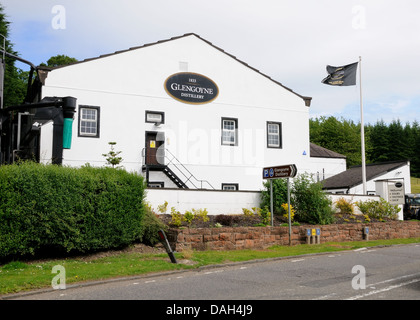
[164,148,215,190]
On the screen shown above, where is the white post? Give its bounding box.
[359,56,367,194]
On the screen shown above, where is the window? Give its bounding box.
[145,111,165,124]
[267,122,282,148]
[221,117,238,146]
[79,106,100,138]
[148,182,164,188]
[222,183,239,191]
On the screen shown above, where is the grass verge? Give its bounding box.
[1,237,419,296]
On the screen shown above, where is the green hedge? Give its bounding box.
[0,162,146,260]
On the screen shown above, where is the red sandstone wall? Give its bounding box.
[167,221,420,251]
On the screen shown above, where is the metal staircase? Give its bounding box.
[142,148,215,189]
[162,165,189,189]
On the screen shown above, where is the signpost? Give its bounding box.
[158,229,177,264]
[263,164,297,245]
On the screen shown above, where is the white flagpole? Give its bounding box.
[359,56,367,194]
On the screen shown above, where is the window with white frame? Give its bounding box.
[221,117,238,146]
[222,183,239,191]
[79,106,100,138]
[267,122,282,148]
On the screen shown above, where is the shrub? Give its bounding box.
[141,204,168,246]
[157,201,168,214]
[192,208,209,222]
[281,203,295,222]
[335,198,355,215]
[356,199,399,220]
[170,207,182,227]
[0,162,146,260]
[259,206,271,225]
[261,174,334,225]
[260,179,288,215]
[292,173,334,225]
[183,210,195,225]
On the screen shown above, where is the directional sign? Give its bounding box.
[262,164,297,179]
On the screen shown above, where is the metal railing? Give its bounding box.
[142,148,215,190]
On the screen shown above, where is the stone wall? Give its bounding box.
[167,221,420,251]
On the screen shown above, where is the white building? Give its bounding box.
[39,33,343,191]
[322,160,412,195]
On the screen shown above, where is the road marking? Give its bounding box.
[346,278,420,300]
[368,272,420,287]
[313,293,337,300]
[354,247,367,252]
[145,280,156,283]
[291,259,305,262]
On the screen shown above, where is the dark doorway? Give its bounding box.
[145,131,164,165]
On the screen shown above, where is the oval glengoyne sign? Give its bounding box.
[164,72,219,104]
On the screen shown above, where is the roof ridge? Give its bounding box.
[45,33,311,105]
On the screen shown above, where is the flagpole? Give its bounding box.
[359,56,367,194]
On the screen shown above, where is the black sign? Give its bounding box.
[263,164,297,179]
[164,72,219,104]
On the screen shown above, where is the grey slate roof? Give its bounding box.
[310,143,346,159]
[321,160,409,190]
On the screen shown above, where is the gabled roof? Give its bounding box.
[322,160,409,190]
[42,33,312,106]
[310,143,346,159]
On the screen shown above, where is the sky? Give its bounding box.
[1,0,420,125]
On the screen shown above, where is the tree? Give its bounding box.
[102,142,123,168]
[310,116,361,167]
[41,54,78,68]
[0,4,28,107]
[311,116,420,178]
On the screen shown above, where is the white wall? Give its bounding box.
[146,188,262,215]
[349,164,411,195]
[309,157,347,182]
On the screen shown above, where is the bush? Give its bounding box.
[0,162,147,260]
[291,174,334,225]
[260,179,288,215]
[142,203,167,246]
[335,198,355,215]
[261,173,334,225]
[281,203,295,222]
[355,199,399,221]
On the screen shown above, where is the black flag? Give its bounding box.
[322,62,358,86]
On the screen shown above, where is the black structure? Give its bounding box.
[0,49,77,165]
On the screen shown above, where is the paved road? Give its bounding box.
[6,243,420,301]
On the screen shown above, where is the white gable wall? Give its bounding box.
[310,157,347,182]
[42,34,312,191]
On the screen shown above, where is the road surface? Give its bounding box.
[6,243,420,301]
